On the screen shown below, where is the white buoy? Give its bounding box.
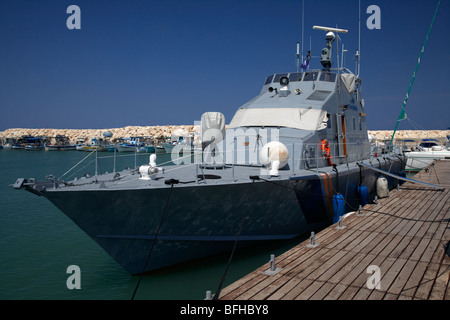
[376,177,388,198]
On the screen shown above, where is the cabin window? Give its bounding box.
[264,75,274,85]
[352,117,356,130]
[319,72,336,82]
[289,73,302,82]
[303,72,318,81]
[359,118,363,130]
[273,73,289,83]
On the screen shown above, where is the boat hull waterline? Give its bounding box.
[17,158,404,275]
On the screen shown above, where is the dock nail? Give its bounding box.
[205,290,212,300]
[310,231,315,245]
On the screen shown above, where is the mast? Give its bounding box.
[358,0,361,77]
[301,0,304,64]
[390,0,441,146]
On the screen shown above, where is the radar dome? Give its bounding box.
[260,141,289,170]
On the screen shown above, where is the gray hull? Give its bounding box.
[40,158,404,275]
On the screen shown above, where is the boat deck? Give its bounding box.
[57,156,377,191]
[218,160,450,300]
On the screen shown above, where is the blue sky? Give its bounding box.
[0,0,449,131]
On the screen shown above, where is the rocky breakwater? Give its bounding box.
[368,130,450,143]
[0,127,448,144]
[0,125,199,143]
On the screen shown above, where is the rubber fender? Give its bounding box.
[376,177,389,198]
[357,184,368,206]
[332,193,345,223]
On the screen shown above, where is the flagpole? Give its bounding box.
[390,0,441,146]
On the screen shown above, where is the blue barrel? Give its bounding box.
[357,184,368,206]
[332,193,345,223]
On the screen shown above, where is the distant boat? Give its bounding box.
[405,138,450,172]
[139,145,156,153]
[155,144,166,153]
[12,135,33,149]
[1,137,15,149]
[162,131,194,154]
[116,137,144,152]
[45,135,76,151]
[25,137,46,151]
[75,137,87,151]
[80,138,107,152]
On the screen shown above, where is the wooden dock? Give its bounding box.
[219,160,450,300]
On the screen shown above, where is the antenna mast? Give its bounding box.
[390,0,441,146]
[357,0,361,76]
[301,0,304,63]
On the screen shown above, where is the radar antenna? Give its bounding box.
[313,26,348,71]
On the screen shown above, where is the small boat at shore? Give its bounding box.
[0,137,15,149]
[79,138,107,152]
[24,136,47,151]
[162,132,195,154]
[116,137,145,152]
[405,138,450,172]
[45,135,77,151]
[12,135,33,149]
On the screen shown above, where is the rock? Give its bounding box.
[1,127,449,145]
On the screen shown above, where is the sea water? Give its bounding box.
[0,149,302,300]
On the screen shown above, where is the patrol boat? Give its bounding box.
[13,26,406,275]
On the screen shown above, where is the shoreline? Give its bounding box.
[0,126,449,144]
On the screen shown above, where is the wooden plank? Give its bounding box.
[337,285,359,300]
[266,276,303,300]
[429,262,450,300]
[326,252,368,285]
[421,239,442,263]
[414,262,441,299]
[400,261,430,298]
[294,280,326,300]
[389,235,414,259]
[323,283,349,300]
[398,236,422,260]
[280,278,314,300]
[366,257,400,298]
[219,160,450,300]
[308,281,337,300]
[409,237,432,261]
[379,234,409,258]
[312,251,359,285]
[386,259,418,296]
[338,253,379,287]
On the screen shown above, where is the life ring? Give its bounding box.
[320,139,333,166]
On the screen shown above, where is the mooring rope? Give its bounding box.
[131,180,176,300]
[213,179,256,300]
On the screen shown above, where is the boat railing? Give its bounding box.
[58,139,404,182]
